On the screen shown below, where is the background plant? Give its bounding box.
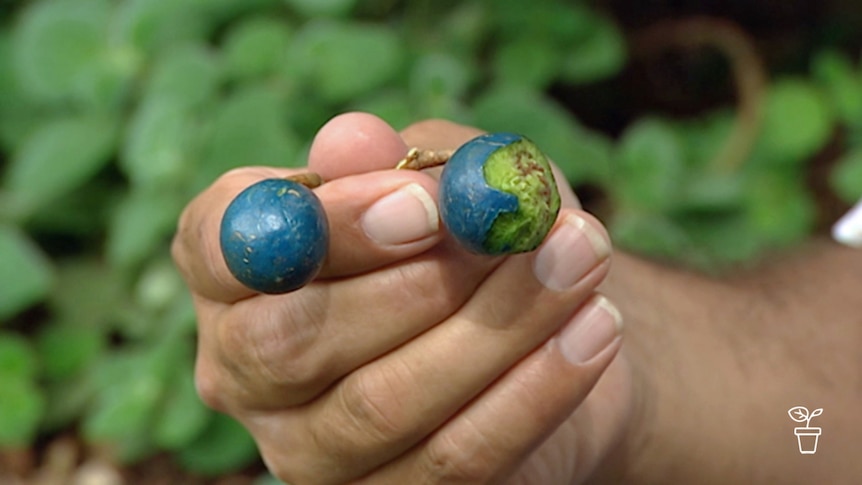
[0,0,859,481]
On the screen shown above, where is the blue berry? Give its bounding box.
[220,178,329,294]
[439,133,561,254]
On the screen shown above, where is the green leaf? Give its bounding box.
[153,359,211,450]
[490,0,590,44]
[285,0,357,17]
[677,173,745,212]
[143,43,221,110]
[0,32,42,152]
[134,259,186,313]
[254,474,288,485]
[409,53,473,120]
[812,50,862,128]
[829,149,862,204]
[676,110,736,169]
[614,118,686,212]
[42,372,97,431]
[83,349,167,444]
[0,332,38,380]
[676,212,763,268]
[410,52,473,102]
[12,0,112,102]
[351,90,414,131]
[0,226,53,320]
[4,114,118,215]
[49,259,126,330]
[492,37,561,89]
[114,0,210,56]
[559,10,627,85]
[0,374,45,447]
[472,85,613,185]
[106,187,185,268]
[756,78,835,165]
[37,324,104,381]
[196,85,300,190]
[224,16,293,82]
[609,212,690,260]
[291,20,405,104]
[440,2,489,60]
[177,413,259,476]
[121,98,199,188]
[744,171,816,247]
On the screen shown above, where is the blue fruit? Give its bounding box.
[439,132,561,254]
[220,178,329,294]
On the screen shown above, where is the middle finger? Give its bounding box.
[252,211,612,484]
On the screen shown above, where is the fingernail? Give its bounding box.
[533,214,610,291]
[362,183,439,245]
[558,296,623,365]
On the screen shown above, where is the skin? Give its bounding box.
[172,113,862,484]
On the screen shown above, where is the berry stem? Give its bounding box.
[396,148,455,170]
[286,172,325,189]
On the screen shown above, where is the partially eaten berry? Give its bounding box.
[438,132,561,254]
[220,178,329,294]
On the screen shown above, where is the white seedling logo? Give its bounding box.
[788,406,823,454]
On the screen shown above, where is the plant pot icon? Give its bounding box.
[794,427,821,454]
[788,406,823,454]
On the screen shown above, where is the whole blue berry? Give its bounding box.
[220,178,329,294]
[439,133,561,254]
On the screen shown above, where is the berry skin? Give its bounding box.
[220,178,329,294]
[439,132,561,254]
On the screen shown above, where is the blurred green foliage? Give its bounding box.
[0,0,860,479]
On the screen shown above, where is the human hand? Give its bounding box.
[172,113,631,484]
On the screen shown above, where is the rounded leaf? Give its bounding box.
[223,16,292,81]
[37,324,104,381]
[285,0,356,17]
[492,37,561,88]
[0,226,53,320]
[291,20,404,104]
[744,171,816,247]
[758,78,835,164]
[560,11,627,85]
[107,187,186,268]
[153,360,211,450]
[12,0,111,101]
[788,406,810,422]
[196,85,300,190]
[121,98,198,187]
[812,50,862,128]
[829,149,862,204]
[615,118,685,212]
[0,332,38,380]
[114,0,209,55]
[143,43,221,110]
[4,114,118,214]
[178,413,259,476]
[0,374,45,446]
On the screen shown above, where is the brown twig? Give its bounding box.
[396,148,454,170]
[632,16,768,173]
[286,172,324,188]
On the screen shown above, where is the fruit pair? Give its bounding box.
[219,133,561,294]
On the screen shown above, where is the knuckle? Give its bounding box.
[336,366,412,446]
[216,298,326,396]
[194,356,226,411]
[422,424,502,484]
[258,441,322,485]
[389,261,452,314]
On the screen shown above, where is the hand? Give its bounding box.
[172,113,632,484]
